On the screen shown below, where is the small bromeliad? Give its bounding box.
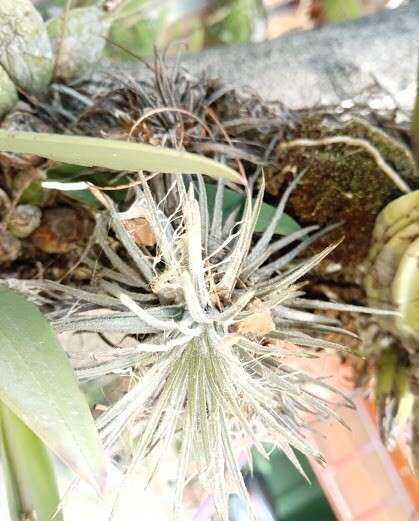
[19,172,369,520]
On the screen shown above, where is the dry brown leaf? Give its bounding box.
[236,299,275,336]
[123,217,156,247]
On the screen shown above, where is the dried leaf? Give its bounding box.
[123,217,156,247]
[236,300,275,336]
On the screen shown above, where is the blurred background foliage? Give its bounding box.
[32,0,398,62]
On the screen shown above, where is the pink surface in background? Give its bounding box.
[298,354,419,521]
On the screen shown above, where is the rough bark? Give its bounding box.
[103,0,419,110]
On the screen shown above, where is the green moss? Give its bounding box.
[265,114,417,270]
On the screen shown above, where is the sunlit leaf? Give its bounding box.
[0,287,106,492]
[0,130,243,184]
[0,402,64,521]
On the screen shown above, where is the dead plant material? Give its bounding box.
[123,216,155,248]
[0,57,413,342]
[8,204,42,238]
[0,227,21,262]
[31,206,91,254]
[235,298,276,336]
[1,54,412,279]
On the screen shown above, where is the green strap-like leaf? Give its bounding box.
[0,130,243,184]
[0,288,106,492]
[0,402,64,521]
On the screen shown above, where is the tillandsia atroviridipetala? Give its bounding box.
[6,170,393,520]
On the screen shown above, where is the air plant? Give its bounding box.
[10,167,369,521]
[0,77,395,517]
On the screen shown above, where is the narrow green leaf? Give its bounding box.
[45,165,299,234]
[205,183,300,236]
[0,287,106,492]
[0,402,64,521]
[0,130,243,184]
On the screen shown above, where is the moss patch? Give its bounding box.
[265,114,417,274]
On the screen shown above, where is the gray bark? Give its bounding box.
[106,0,419,111]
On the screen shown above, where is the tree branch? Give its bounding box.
[107,0,419,110]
